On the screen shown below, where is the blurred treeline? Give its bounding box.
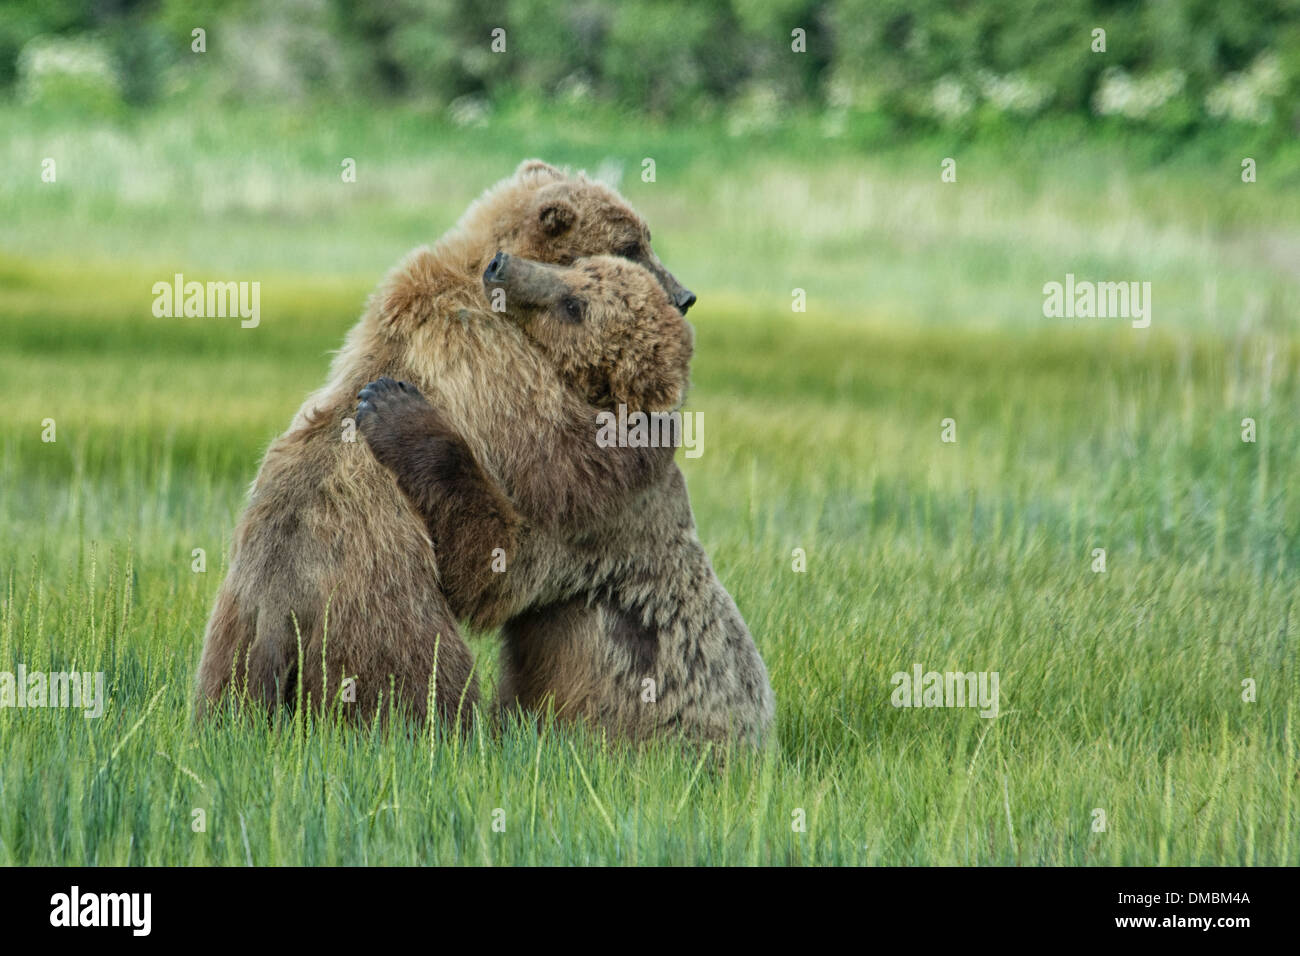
[3,0,1298,135]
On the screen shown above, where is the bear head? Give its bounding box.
[462,159,696,315]
[482,251,693,414]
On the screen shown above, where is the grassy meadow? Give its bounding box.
[1,103,1298,864]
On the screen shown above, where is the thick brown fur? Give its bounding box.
[492,468,777,747]
[194,160,691,725]
[360,258,775,746]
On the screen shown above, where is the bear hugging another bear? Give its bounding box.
[195,159,774,747]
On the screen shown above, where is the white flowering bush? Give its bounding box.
[976,71,1050,115]
[447,94,491,128]
[922,72,1052,125]
[17,35,122,110]
[1092,68,1187,120]
[928,76,974,122]
[555,71,594,106]
[1205,53,1285,125]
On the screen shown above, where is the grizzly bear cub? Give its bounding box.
[356,251,692,630]
[195,160,693,725]
[358,253,774,745]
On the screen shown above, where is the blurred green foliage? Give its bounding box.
[1,0,1297,137]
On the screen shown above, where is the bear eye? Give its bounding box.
[560,296,585,322]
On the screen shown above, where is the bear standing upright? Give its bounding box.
[195,160,695,724]
[358,253,775,745]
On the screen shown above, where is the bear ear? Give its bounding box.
[516,159,564,184]
[538,198,577,237]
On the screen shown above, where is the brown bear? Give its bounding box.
[358,253,775,745]
[194,160,694,725]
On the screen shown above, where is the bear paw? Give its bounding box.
[355,378,445,466]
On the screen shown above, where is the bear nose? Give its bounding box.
[484,251,509,282]
[674,289,697,314]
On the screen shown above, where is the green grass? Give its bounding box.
[0,103,1298,864]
